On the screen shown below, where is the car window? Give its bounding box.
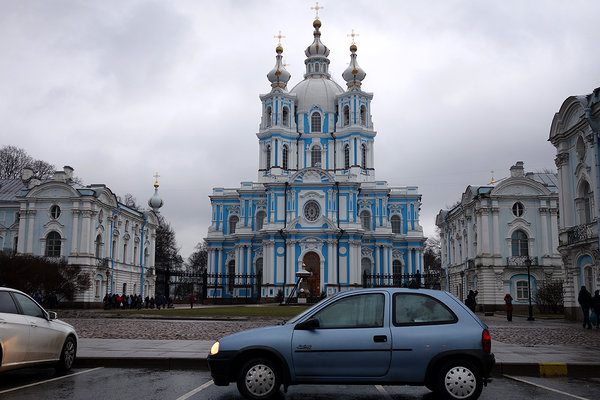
[393,293,456,326]
[13,292,46,319]
[0,291,20,314]
[312,293,384,329]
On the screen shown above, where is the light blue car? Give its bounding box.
[208,288,494,400]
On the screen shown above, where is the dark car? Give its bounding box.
[208,288,494,400]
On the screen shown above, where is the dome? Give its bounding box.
[342,44,366,88]
[267,45,291,90]
[290,77,344,113]
[148,179,163,212]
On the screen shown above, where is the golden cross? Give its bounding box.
[153,172,160,182]
[274,30,286,46]
[283,59,290,68]
[348,29,359,45]
[311,2,323,19]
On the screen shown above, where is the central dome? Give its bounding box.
[290,78,344,114]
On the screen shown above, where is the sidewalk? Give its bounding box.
[73,315,600,377]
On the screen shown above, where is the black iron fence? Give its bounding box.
[362,271,441,289]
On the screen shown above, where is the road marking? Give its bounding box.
[0,367,104,394]
[375,385,393,399]
[175,380,214,400]
[504,375,590,400]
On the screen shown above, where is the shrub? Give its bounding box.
[535,280,564,314]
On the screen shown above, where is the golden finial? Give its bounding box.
[274,30,286,46]
[311,2,324,20]
[348,29,359,45]
[489,170,495,185]
[153,172,160,188]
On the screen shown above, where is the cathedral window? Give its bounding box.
[95,234,102,258]
[361,144,367,169]
[304,201,320,222]
[50,205,61,219]
[391,215,401,234]
[229,215,239,234]
[282,145,289,170]
[123,242,128,264]
[265,106,272,128]
[577,180,593,224]
[282,106,289,127]
[512,202,524,217]
[360,210,371,231]
[343,105,350,126]
[311,112,322,133]
[360,105,367,126]
[511,230,528,257]
[256,211,266,231]
[311,146,322,167]
[45,231,61,257]
[266,145,271,170]
[344,144,350,169]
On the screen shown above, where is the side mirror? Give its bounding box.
[295,317,320,330]
[47,311,57,320]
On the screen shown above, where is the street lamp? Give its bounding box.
[525,257,535,321]
[105,269,110,296]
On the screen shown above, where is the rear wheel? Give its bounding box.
[236,357,281,400]
[56,337,76,371]
[435,359,482,400]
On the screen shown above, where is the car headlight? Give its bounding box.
[210,341,220,355]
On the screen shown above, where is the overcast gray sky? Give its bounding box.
[2,0,599,259]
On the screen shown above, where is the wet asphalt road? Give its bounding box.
[1,367,599,400]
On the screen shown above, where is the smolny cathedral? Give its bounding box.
[205,16,426,299]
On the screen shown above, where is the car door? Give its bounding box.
[12,292,61,362]
[0,290,30,367]
[291,292,391,378]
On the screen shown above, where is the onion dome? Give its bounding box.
[303,18,331,79]
[305,19,330,58]
[148,177,163,212]
[342,43,366,89]
[267,44,291,90]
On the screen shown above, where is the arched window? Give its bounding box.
[45,231,61,257]
[311,146,321,167]
[361,144,367,169]
[265,106,272,128]
[511,230,528,257]
[343,105,350,126]
[228,260,235,292]
[144,247,149,266]
[344,144,350,169]
[123,242,128,264]
[391,215,401,234]
[361,258,372,284]
[256,258,263,278]
[95,234,102,258]
[265,144,271,170]
[360,105,367,126]
[311,112,321,133]
[360,210,371,231]
[229,215,239,234]
[578,180,593,224]
[393,260,402,286]
[282,145,289,170]
[256,211,266,231]
[282,106,289,127]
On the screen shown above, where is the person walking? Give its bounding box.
[578,286,593,329]
[592,289,600,329]
[504,293,513,321]
[189,294,195,309]
[465,290,478,313]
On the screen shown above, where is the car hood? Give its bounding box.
[219,324,292,351]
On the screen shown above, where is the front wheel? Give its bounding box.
[237,357,281,400]
[56,336,76,371]
[435,359,483,400]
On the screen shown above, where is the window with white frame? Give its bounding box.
[360,105,367,126]
[256,211,266,231]
[344,144,350,169]
[282,145,289,170]
[391,215,401,234]
[361,144,367,169]
[516,280,529,301]
[343,105,349,126]
[50,205,61,219]
[511,230,528,257]
[265,106,272,128]
[360,210,371,231]
[512,202,524,217]
[282,106,289,127]
[311,112,321,133]
[265,145,271,170]
[45,231,61,257]
[311,146,321,167]
[229,215,239,234]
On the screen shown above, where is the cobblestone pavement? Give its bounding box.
[59,310,600,346]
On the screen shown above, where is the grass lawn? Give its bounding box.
[106,305,311,318]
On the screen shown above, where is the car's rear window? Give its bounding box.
[0,291,19,314]
[393,293,457,326]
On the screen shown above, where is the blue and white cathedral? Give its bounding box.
[205,17,425,299]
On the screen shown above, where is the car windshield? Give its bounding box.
[285,296,331,325]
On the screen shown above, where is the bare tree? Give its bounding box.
[0,145,35,179]
[187,241,208,273]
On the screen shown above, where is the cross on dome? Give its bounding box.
[153,172,160,188]
[347,29,359,45]
[274,31,286,46]
[311,2,324,20]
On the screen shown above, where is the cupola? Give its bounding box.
[342,42,366,89]
[267,43,291,90]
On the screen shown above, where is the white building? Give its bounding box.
[549,86,600,319]
[0,166,162,307]
[205,17,425,299]
[436,162,562,311]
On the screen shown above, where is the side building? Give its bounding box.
[436,162,561,311]
[0,166,162,307]
[205,18,425,300]
[549,86,600,319]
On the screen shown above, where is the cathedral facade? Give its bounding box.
[205,18,425,299]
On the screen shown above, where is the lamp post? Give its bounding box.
[525,257,535,321]
[105,269,110,296]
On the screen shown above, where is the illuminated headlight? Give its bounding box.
[210,341,220,355]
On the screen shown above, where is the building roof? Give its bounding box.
[0,179,26,202]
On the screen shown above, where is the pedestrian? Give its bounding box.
[504,293,513,321]
[578,286,593,329]
[189,294,195,309]
[465,290,478,313]
[592,289,600,329]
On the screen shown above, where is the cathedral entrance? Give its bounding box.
[302,252,320,298]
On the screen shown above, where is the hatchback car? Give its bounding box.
[0,287,77,372]
[208,288,494,400]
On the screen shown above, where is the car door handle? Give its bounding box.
[373,335,387,343]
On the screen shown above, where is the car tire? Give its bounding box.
[435,359,482,400]
[56,336,76,371]
[237,357,281,400]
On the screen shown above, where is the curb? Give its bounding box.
[493,362,600,378]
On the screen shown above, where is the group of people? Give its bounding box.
[578,286,600,329]
[102,293,173,310]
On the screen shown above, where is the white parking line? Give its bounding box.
[375,385,393,399]
[0,367,104,394]
[504,375,590,400]
[175,380,214,400]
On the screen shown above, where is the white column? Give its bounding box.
[550,207,559,256]
[481,209,490,255]
[539,205,549,258]
[375,245,381,275]
[492,204,500,256]
[71,210,80,255]
[27,210,36,254]
[408,247,413,274]
[17,207,27,253]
